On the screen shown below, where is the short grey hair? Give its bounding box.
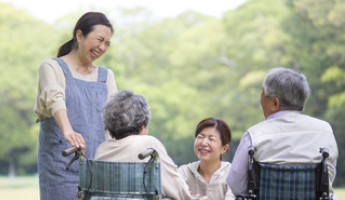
[262,67,310,111]
[103,89,151,139]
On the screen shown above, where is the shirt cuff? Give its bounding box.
[51,101,67,117]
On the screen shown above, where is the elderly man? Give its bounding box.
[227,67,338,197]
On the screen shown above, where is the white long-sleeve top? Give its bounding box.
[179,161,235,200]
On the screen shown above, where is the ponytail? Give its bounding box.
[57,39,75,57]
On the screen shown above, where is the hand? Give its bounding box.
[63,130,86,152]
[190,192,211,200]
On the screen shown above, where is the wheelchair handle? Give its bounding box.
[62,147,78,157]
[138,148,156,160]
[320,148,329,159]
[248,147,255,156]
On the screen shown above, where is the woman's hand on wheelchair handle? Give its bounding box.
[63,130,86,152]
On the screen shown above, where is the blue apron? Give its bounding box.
[38,58,108,200]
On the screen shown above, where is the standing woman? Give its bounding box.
[178,117,235,200]
[34,12,117,200]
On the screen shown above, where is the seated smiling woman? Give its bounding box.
[178,117,235,200]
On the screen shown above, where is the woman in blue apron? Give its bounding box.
[34,12,117,200]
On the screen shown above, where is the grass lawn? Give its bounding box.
[334,188,345,200]
[0,175,344,199]
[0,176,39,200]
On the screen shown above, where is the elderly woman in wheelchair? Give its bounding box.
[91,89,207,200]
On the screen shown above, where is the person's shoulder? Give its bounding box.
[179,161,199,169]
[134,135,169,157]
[40,58,58,66]
[179,161,200,173]
[139,135,165,147]
[178,164,188,173]
[106,68,115,79]
[94,139,112,159]
[300,114,332,130]
[97,139,115,149]
[221,161,232,171]
[106,68,114,74]
[210,161,231,176]
[301,113,329,123]
[178,161,199,176]
[140,134,159,141]
[38,58,59,70]
[222,161,232,166]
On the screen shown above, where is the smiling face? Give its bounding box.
[194,127,228,163]
[76,24,112,65]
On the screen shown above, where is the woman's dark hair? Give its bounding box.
[57,12,114,57]
[195,117,232,146]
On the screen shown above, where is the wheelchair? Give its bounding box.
[63,147,179,200]
[235,147,332,200]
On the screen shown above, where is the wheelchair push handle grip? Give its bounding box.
[248,146,255,156]
[320,148,329,159]
[62,147,78,157]
[138,148,156,160]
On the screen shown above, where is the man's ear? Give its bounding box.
[272,96,281,111]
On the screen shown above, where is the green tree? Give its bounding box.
[0,2,60,175]
[1,0,344,186]
[286,0,345,185]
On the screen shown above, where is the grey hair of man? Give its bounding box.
[262,67,311,111]
[103,89,151,140]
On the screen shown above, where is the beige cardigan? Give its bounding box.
[178,161,235,200]
[94,135,192,200]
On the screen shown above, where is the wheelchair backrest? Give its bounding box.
[242,148,330,200]
[257,163,319,200]
[78,156,162,200]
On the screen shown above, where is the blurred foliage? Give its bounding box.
[0,0,344,185]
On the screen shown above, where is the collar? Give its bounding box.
[266,110,301,120]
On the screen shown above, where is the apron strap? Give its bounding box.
[98,66,108,83]
[53,57,74,80]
